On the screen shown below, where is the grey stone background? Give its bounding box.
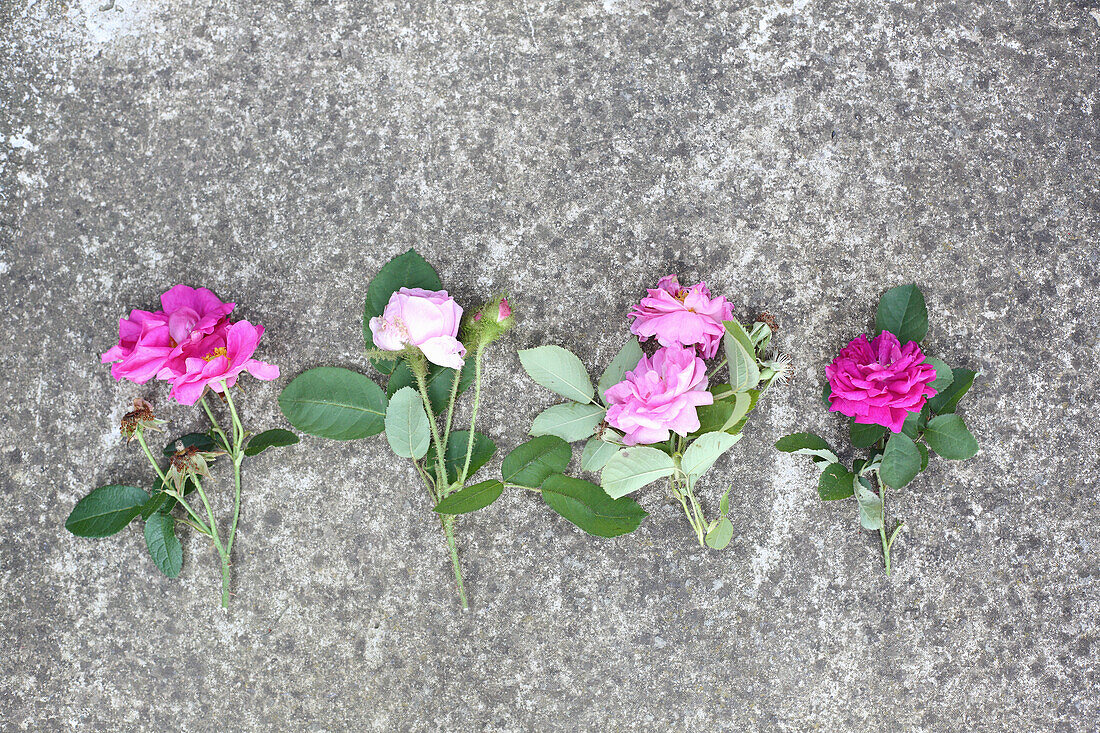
[2,0,1098,729]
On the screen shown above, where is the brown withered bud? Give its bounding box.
[756,311,779,331]
[165,444,226,492]
[120,398,166,441]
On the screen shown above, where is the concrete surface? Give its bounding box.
[2,0,1099,730]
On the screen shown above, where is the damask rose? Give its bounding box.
[826,331,938,433]
[369,287,466,369]
[167,320,280,406]
[102,285,235,384]
[605,345,714,446]
[628,275,733,359]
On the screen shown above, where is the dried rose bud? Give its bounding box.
[165,444,226,492]
[120,398,166,441]
[756,311,779,331]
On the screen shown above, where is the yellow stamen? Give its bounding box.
[203,347,228,362]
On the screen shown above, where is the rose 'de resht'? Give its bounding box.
[825,331,938,434]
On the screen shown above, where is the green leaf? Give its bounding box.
[162,432,216,456]
[880,432,922,488]
[363,249,443,374]
[722,321,760,392]
[386,359,473,415]
[601,446,677,498]
[596,337,643,403]
[727,390,760,434]
[681,432,742,483]
[580,438,619,473]
[850,420,887,448]
[774,432,838,465]
[875,284,928,344]
[917,442,929,471]
[540,473,647,538]
[822,383,833,406]
[244,429,300,457]
[926,368,977,414]
[818,463,856,500]
[518,345,595,403]
[718,486,731,516]
[901,411,922,439]
[854,481,884,530]
[278,367,388,440]
[502,435,571,488]
[692,392,752,437]
[924,356,953,394]
[425,430,496,484]
[529,402,605,442]
[383,386,432,459]
[66,485,149,537]
[433,480,504,515]
[705,517,734,550]
[143,513,182,578]
[923,414,979,460]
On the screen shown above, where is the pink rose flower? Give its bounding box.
[167,320,280,405]
[102,285,236,385]
[369,288,467,369]
[628,275,734,359]
[826,331,938,433]
[605,345,715,446]
[100,309,173,383]
[160,284,235,346]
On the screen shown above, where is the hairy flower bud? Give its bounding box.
[471,294,514,346]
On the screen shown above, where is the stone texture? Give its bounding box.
[2,0,1099,730]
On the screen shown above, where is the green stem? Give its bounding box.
[412,357,448,498]
[706,357,728,380]
[441,515,468,610]
[166,489,212,536]
[200,395,231,452]
[192,476,231,608]
[442,363,465,447]
[459,346,484,485]
[220,381,245,557]
[135,430,168,486]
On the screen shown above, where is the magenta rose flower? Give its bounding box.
[826,331,938,433]
[627,275,733,359]
[369,287,467,369]
[167,320,280,405]
[605,345,715,446]
[102,285,236,384]
[100,308,173,383]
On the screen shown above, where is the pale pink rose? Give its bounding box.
[167,320,280,406]
[628,275,733,359]
[826,331,938,433]
[369,288,466,369]
[605,345,714,446]
[100,308,174,383]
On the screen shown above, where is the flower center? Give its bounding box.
[203,347,228,361]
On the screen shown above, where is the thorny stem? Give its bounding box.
[442,362,465,448]
[411,353,467,608]
[200,395,230,452]
[459,345,484,486]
